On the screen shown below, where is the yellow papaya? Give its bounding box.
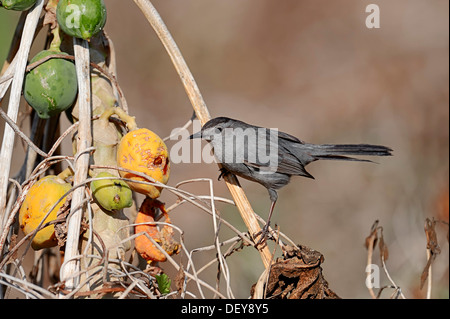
[117,128,170,199]
[19,175,71,250]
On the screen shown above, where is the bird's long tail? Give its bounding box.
[307,143,393,162]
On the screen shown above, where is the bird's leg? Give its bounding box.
[218,167,230,181]
[254,200,276,249]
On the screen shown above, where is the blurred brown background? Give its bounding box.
[1,0,448,298]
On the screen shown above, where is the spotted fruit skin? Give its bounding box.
[1,0,37,11]
[56,0,107,40]
[19,175,71,250]
[117,128,170,199]
[134,198,179,262]
[90,172,133,211]
[24,50,78,119]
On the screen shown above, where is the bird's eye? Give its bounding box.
[215,127,223,134]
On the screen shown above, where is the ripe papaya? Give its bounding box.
[19,175,71,250]
[117,128,170,199]
[24,50,78,119]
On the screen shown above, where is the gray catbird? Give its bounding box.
[190,116,392,245]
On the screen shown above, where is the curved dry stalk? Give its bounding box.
[380,257,405,299]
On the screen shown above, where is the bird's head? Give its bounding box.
[189,117,238,142]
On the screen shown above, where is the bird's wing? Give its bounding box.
[275,143,315,178]
[277,130,304,144]
[241,129,315,179]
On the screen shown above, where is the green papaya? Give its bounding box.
[1,0,37,11]
[56,0,107,40]
[24,50,78,119]
[90,172,133,211]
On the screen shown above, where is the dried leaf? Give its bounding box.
[379,230,389,262]
[420,218,441,289]
[424,218,441,255]
[251,245,339,299]
[420,254,435,290]
[174,266,186,294]
[43,3,57,29]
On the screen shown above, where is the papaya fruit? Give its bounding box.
[24,50,78,119]
[56,0,107,40]
[1,0,37,11]
[117,128,170,199]
[134,198,179,262]
[90,172,133,211]
[19,175,72,250]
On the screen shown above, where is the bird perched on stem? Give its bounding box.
[190,117,392,247]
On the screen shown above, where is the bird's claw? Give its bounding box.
[254,223,271,249]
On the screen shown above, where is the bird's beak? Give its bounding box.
[189,131,202,139]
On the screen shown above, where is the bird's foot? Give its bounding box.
[254,223,271,249]
[218,167,230,181]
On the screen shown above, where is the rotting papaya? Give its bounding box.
[117,128,170,199]
[134,198,179,263]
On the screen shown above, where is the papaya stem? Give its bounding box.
[46,0,62,51]
[99,106,137,131]
[49,27,62,52]
[57,167,74,181]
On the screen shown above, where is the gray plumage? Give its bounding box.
[190,116,392,245]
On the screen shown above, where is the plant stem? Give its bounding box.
[60,38,92,294]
